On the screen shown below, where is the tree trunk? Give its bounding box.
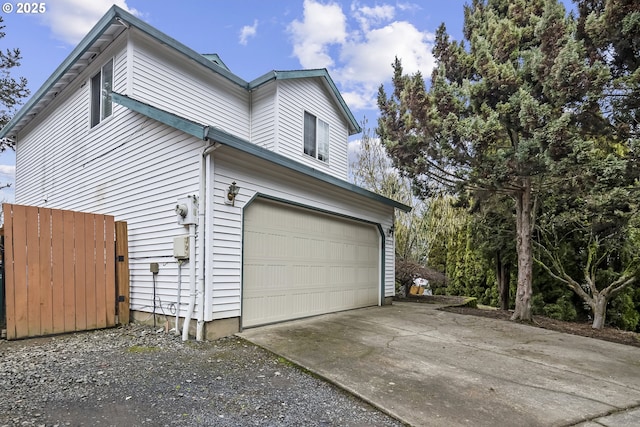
[511,179,533,321]
[591,294,608,330]
[496,251,510,311]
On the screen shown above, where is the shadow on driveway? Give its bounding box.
[239,302,640,427]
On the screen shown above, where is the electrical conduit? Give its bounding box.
[175,260,182,336]
[182,222,197,341]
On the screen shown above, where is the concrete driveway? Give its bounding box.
[239,302,640,427]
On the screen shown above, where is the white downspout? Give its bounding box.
[197,141,219,341]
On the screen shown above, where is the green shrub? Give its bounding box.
[542,296,577,321]
[608,289,640,331]
[533,294,577,321]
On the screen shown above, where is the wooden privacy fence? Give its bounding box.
[2,204,129,340]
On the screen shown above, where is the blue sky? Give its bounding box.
[5,0,570,202]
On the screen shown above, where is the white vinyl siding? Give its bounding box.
[249,82,277,150]
[16,38,127,201]
[250,78,349,180]
[278,79,348,178]
[129,31,250,140]
[16,94,206,319]
[208,148,395,321]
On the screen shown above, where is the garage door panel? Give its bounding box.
[243,200,380,328]
[244,287,378,326]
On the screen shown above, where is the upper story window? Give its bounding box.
[304,111,329,162]
[90,58,114,128]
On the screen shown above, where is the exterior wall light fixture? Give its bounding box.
[225,181,240,206]
[387,224,395,237]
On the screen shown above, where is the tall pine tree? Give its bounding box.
[377,0,609,320]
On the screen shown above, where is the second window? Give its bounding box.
[304,111,329,162]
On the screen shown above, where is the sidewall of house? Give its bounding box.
[16,91,208,320]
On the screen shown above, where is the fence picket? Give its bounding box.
[95,215,107,329]
[3,204,16,339]
[38,207,53,335]
[62,210,76,333]
[51,209,65,334]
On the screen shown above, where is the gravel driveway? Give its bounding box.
[0,324,403,427]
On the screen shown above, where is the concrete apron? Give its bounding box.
[239,302,640,427]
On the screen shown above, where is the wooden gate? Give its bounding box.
[2,204,129,340]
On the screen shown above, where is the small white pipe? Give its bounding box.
[175,260,182,336]
[182,223,197,341]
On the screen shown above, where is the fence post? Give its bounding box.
[115,221,130,325]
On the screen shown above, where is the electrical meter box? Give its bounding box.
[175,195,198,225]
[173,235,189,259]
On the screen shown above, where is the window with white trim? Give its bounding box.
[304,111,329,162]
[90,58,114,128]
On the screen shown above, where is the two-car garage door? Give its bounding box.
[242,199,380,328]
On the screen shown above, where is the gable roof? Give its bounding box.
[0,5,361,139]
[111,92,410,213]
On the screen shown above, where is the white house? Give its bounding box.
[0,6,410,340]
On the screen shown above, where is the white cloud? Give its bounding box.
[0,165,15,177]
[338,20,435,88]
[352,3,395,32]
[239,20,259,46]
[287,1,435,110]
[288,0,347,69]
[42,0,139,45]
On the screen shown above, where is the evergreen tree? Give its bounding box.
[377,0,608,321]
[471,194,516,310]
[576,0,640,139]
[0,16,29,149]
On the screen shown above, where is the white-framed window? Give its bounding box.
[90,58,114,128]
[304,111,329,162]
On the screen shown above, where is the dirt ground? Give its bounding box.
[400,295,640,348]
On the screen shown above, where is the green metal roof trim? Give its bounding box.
[112,93,410,212]
[1,5,361,141]
[250,69,361,135]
